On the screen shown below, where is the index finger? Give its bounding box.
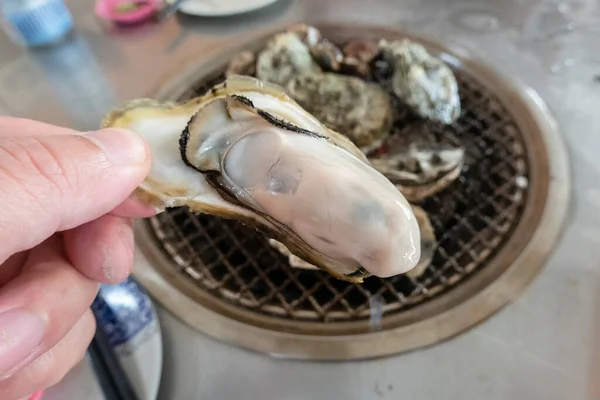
[0,116,78,138]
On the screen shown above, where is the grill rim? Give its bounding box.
[131,22,570,360]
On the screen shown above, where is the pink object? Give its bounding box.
[28,390,45,400]
[94,0,160,24]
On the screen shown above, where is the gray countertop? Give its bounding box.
[2,0,600,399]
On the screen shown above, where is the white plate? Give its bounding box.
[165,0,282,17]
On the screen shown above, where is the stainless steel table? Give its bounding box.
[2,0,600,398]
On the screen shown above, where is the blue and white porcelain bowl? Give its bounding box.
[91,277,163,400]
[0,0,74,47]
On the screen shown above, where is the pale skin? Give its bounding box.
[0,116,156,400]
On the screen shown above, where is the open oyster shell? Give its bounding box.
[102,75,421,282]
[271,204,436,279]
[370,146,465,203]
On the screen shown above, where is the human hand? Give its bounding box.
[0,116,155,400]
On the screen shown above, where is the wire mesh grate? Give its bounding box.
[147,54,529,325]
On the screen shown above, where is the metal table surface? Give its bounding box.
[1,0,599,399]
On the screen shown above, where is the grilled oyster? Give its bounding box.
[102,75,421,282]
[271,204,436,279]
[254,25,393,152]
[310,39,344,71]
[286,71,393,152]
[377,39,461,124]
[284,24,344,72]
[256,30,321,87]
[370,146,465,203]
[341,39,380,77]
[237,24,341,84]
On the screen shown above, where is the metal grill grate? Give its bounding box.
[146,63,529,326]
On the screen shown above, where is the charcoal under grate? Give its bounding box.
[145,45,529,329]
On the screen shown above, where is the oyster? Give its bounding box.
[271,204,436,279]
[286,71,393,152]
[102,75,421,282]
[370,146,465,203]
[378,39,461,124]
[286,24,321,48]
[287,24,344,72]
[310,39,344,71]
[341,39,380,77]
[254,24,344,84]
[256,31,321,87]
[255,25,393,151]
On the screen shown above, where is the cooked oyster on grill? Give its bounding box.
[341,39,380,77]
[286,71,393,152]
[254,25,393,151]
[377,39,461,124]
[289,25,379,77]
[287,24,344,72]
[256,30,321,87]
[271,204,436,279]
[310,39,344,71]
[370,146,465,203]
[102,75,421,282]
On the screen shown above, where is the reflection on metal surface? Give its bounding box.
[517,0,600,75]
[0,57,47,114]
[444,2,505,34]
[132,23,570,360]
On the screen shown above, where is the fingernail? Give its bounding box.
[0,309,46,379]
[85,128,147,166]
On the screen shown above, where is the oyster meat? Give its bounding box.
[286,71,393,152]
[370,146,465,203]
[271,204,436,279]
[102,75,421,282]
[377,39,461,124]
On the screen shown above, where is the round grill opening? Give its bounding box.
[133,23,569,359]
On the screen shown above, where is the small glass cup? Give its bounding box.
[0,0,74,48]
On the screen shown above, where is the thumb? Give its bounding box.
[0,128,150,262]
